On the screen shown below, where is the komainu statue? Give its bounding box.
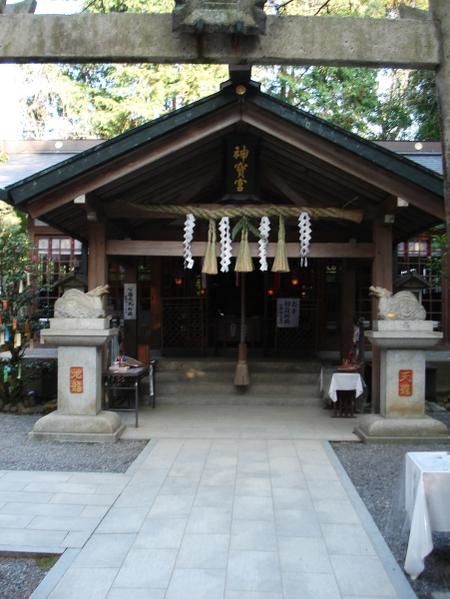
[369,286,426,320]
[54,285,109,319]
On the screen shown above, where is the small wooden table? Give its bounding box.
[103,366,149,428]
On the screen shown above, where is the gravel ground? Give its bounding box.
[0,414,147,472]
[0,555,57,599]
[332,410,450,599]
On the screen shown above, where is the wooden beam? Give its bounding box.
[26,106,240,219]
[0,14,438,68]
[265,170,311,206]
[243,105,445,220]
[106,240,375,258]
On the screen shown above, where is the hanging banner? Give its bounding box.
[124,283,137,320]
[277,298,300,328]
[226,136,257,197]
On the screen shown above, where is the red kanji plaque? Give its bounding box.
[398,369,413,397]
[70,367,83,394]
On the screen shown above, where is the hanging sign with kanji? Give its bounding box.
[124,283,137,320]
[70,367,83,394]
[398,369,413,397]
[226,137,256,196]
[276,298,300,328]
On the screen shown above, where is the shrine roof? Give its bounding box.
[0,80,444,243]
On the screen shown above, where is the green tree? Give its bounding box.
[11,0,439,141]
[0,203,41,406]
[260,0,437,141]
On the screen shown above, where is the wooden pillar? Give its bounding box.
[430,0,450,345]
[340,260,356,361]
[87,221,107,289]
[371,217,393,412]
[150,257,162,351]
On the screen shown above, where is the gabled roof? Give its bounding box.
[0,80,444,244]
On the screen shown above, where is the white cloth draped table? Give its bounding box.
[404,452,450,579]
[327,372,364,403]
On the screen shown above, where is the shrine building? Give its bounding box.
[0,75,446,404]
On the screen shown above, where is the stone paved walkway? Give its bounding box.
[0,413,416,598]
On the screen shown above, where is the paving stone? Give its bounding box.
[0,528,67,546]
[282,571,342,599]
[134,517,187,549]
[73,533,135,568]
[176,533,229,569]
[272,487,314,511]
[321,523,376,556]
[313,498,359,524]
[194,485,234,508]
[107,589,165,599]
[225,592,283,599]
[165,568,226,599]
[96,507,148,533]
[0,513,34,528]
[233,496,274,521]
[330,554,397,597]
[1,502,84,517]
[186,506,232,534]
[50,493,119,506]
[113,548,177,589]
[227,549,282,593]
[274,508,321,537]
[28,515,100,533]
[148,494,194,518]
[48,566,117,599]
[230,519,278,552]
[278,536,332,573]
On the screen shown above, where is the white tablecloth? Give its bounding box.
[327,372,364,403]
[404,452,450,579]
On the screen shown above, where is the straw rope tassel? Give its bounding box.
[202,219,218,275]
[235,227,253,273]
[272,216,290,272]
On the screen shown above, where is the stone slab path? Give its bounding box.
[0,434,415,598]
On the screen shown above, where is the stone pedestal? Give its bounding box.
[30,318,124,442]
[354,320,449,443]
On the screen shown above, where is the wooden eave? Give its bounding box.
[2,81,444,244]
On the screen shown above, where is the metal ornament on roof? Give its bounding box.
[258,216,270,271]
[219,216,232,272]
[183,213,196,269]
[298,212,312,267]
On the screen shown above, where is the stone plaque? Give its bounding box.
[399,369,413,397]
[70,367,84,394]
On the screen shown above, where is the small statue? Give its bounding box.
[54,285,109,319]
[369,286,426,320]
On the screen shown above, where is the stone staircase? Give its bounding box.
[153,358,323,406]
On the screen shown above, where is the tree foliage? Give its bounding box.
[0,203,42,405]
[11,0,440,141]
